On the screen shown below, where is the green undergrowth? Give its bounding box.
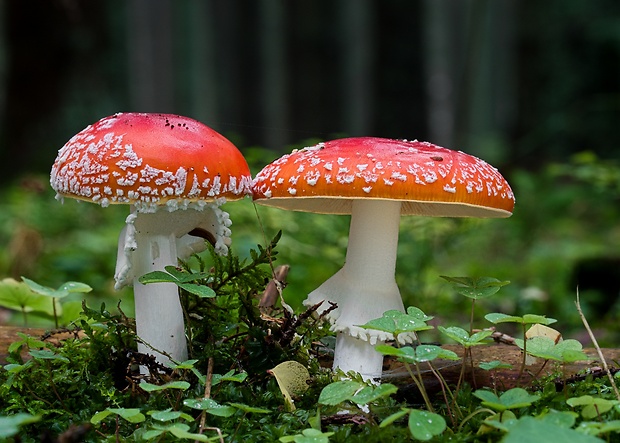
[1,236,620,442]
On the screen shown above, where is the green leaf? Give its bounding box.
[516,337,589,363]
[21,277,63,298]
[440,276,510,300]
[485,313,519,324]
[501,416,604,443]
[58,281,93,294]
[147,409,194,422]
[479,360,512,371]
[567,395,618,419]
[554,340,589,362]
[408,409,446,441]
[176,282,216,298]
[140,381,191,392]
[380,409,410,428]
[138,271,176,284]
[318,380,364,406]
[145,423,212,441]
[91,408,145,424]
[376,344,458,364]
[229,403,271,414]
[538,410,577,428]
[0,278,57,316]
[212,370,248,385]
[28,349,70,363]
[473,388,540,412]
[351,384,398,404]
[360,310,433,336]
[485,312,557,326]
[163,266,210,283]
[139,268,214,298]
[183,399,236,417]
[8,333,45,353]
[0,413,41,438]
[586,420,620,435]
[168,359,200,370]
[279,428,335,443]
[22,277,92,299]
[438,326,493,347]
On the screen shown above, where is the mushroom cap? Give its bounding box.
[51,113,252,211]
[253,137,514,217]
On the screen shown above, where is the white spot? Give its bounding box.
[363,186,372,193]
[288,187,297,195]
[443,184,457,193]
[391,171,407,182]
[423,171,438,183]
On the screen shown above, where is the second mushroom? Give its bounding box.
[253,137,515,381]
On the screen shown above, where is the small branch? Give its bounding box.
[575,290,620,401]
[196,356,215,441]
[259,264,290,315]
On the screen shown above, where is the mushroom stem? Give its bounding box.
[307,199,404,380]
[120,205,229,366]
[133,227,188,365]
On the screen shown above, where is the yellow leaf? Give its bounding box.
[268,361,310,411]
[526,324,563,343]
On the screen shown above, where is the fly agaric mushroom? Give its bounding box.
[51,113,251,365]
[253,137,514,380]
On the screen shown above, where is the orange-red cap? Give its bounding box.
[51,113,251,210]
[253,137,514,218]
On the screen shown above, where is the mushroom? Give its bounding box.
[252,137,514,380]
[51,113,251,365]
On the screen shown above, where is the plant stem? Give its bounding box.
[196,356,215,440]
[575,291,620,401]
[53,297,58,329]
[410,361,435,413]
[517,323,527,383]
[427,362,458,426]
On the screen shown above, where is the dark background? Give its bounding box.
[1,0,618,183]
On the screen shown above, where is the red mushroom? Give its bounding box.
[51,113,251,365]
[253,137,514,380]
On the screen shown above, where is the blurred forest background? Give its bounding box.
[0,1,619,343]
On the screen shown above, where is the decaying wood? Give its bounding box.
[0,326,86,363]
[1,326,618,398]
[0,326,47,363]
[382,343,620,401]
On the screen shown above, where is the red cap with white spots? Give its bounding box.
[253,137,515,217]
[51,113,252,211]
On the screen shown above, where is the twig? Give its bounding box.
[196,356,215,439]
[259,264,290,315]
[575,289,620,401]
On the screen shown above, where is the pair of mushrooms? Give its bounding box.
[51,113,514,380]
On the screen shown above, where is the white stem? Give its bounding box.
[332,333,385,381]
[306,199,404,380]
[119,205,229,367]
[133,227,188,365]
